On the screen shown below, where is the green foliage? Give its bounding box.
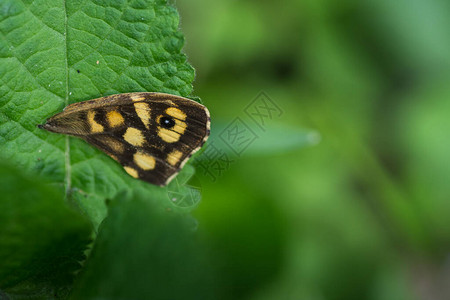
[71,193,217,300]
[0,0,196,230]
[179,0,450,299]
[207,122,320,157]
[0,0,212,298]
[5,0,447,299]
[0,162,91,299]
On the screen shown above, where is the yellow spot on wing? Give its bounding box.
[106,110,124,128]
[134,102,151,129]
[158,127,181,143]
[167,150,183,166]
[131,95,145,102]
[166,107,186,121]
[87,111,104,133]
[134,152,156,170]
[124,166,139,178]
[173,121,187,135]
[123,127,145,146]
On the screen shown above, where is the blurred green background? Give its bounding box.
[177,0,450,299]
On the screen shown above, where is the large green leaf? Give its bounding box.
[0,0,197,227]
[0,162,91,299]
[70,193,218,300]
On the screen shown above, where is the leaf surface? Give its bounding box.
[70,193,217,299]
[0,162,91,299]
[0,0,197,227]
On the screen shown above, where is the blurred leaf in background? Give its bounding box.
[178,0,450,299]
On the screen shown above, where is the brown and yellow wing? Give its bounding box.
[39,92,210,186]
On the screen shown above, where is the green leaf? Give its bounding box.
[0,162,91,299]
[166,164,203,210]
[238,124,320,156]
[203,121,320,158]
[70,193,217,300]
[0,0,197,227]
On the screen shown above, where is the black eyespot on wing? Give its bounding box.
[160,116,175,129]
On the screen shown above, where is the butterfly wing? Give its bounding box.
[40,93,210,186]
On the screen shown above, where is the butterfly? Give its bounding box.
[38,92,210,186]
